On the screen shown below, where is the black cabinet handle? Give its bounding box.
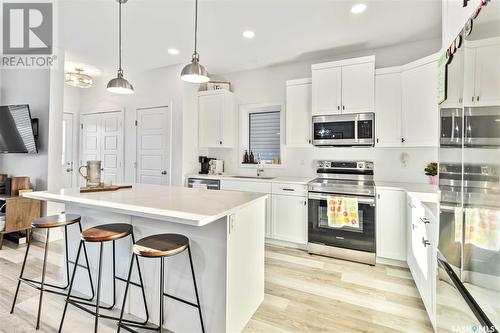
[342,105,345,110]
[282,188,295,192]
[401,138,406,143]
[219,141,222,145]
[337,106,340,111]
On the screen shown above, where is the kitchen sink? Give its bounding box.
[230,175,276,180]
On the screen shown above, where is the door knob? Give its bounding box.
[161,170,167,175]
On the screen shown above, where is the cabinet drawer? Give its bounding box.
[271,183,308,196]
[220,180,271,194]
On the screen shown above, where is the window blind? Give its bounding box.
[249,111,280,162]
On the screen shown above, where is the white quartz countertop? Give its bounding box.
[375,181,439,203]
[187,174,314,185]
[23,184,267,226]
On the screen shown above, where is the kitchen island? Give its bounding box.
[23,184,267,333]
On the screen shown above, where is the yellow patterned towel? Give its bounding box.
[465,208,500,251]
[454,207,500,251]
[327,196,359,228]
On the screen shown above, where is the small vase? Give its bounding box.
[430,175,438,185]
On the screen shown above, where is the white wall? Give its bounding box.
[192,38,441,183]
[0,69,51,190]
[77,64,185,186]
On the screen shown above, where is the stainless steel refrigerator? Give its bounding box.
[438,1,499,332]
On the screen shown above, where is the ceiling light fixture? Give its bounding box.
[65,68,93,88]
[181,0,209,83]
[351,3,367,14]
[107,0,134,94]
[242,30,255,39]
[168,48,180,55]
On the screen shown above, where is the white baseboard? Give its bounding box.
[265,238,307,250]
[376,256,408,268]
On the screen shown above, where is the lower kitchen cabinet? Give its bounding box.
[406,194,437,329]
[376,189,406,261]
[272,194,308,245]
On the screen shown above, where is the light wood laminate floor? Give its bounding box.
[0,240,433,332]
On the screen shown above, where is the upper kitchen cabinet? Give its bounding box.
[401,54,439,147]
[375,67,403,147]
[198,90,235,148]
[286,78,312,147]
[311,56,375,116]
[463,37,500,107]
[441,47,464,108]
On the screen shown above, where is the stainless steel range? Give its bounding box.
[308,161,376,265]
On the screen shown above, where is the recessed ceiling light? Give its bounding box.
[242,30,255,39]
[168,48,179,55]
[351,3,367,14]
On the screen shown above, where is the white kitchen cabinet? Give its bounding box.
[220,179,272,238]
[406,194,437,329]
[272,194,307,245]
[311,56,375,116]
[341,61,375,114]
[464,38,500,107]
[198,90,235,148]
[441,48,464,108]
[375,67,403,147]
[401,54,439,147]
[376,189,406,261]
[311,66,341,115]
[286,78,312,147]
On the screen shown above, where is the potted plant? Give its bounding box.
[425,162,438,185]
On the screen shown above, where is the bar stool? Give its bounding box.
[10,214,95,330]
[117,233,205,333]
[58,223,149,333]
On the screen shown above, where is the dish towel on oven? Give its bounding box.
[464,208,500,251]
[327,196,359,228]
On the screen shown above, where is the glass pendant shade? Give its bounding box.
[181,53,209,83]
[65,68,93,88]
[107,70,134,94]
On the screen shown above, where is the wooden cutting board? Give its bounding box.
[80,185,133,193]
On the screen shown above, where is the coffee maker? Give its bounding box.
[199,156,214,174]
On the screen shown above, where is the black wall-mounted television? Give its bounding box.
[0,104,38,154]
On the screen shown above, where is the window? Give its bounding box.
[248,109,281,164]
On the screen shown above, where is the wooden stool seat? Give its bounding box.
[32,214,81,229]
[133,234,189,258]
[81,223,133,242]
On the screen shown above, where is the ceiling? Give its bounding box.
[60,0,442,76]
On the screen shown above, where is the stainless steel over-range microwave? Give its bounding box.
[312,113,375,147]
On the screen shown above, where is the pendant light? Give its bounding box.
[181,0,209,83]
[107,0,134,94]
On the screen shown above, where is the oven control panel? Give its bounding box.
[316,160,373,170]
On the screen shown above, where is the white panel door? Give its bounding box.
[136,106,171,185]
[80,114,101,186]
[402,61,438,147]
[286,80,312,147]
[198,94,222,147]
[341,62,375,114]
[272,194,307,244]
[100,112,123,184]
[62,113,74,188]
[80,112,124,186]
[312,66,341,115]
[375,70,403,146]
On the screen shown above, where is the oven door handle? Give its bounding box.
[308,193,375,205]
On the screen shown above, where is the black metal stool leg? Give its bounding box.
[79,221,95,301]
[117,254,135,333]
[94,242,104,333]
[35,228,50,329]
[132,233,150,323]
[188,246,205,333]
[10,230,33,314]
[159,257,164,333]
[59,240,83,333]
